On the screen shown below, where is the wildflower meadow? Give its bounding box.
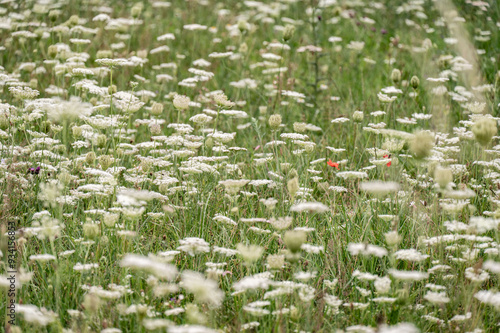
[1,0,500,332]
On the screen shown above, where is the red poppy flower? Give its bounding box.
[383,154,391,167]
[327,159,339,169]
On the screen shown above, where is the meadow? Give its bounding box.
[1,0,500,332]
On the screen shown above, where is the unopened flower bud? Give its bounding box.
[238,42,248,54]
[151,102,164,115]
[293,122,307,133]
[0,115,9,130]
[48,10,61,21]
[58,171,73,185]
[284,230,306,253]
[83,293,101,314]
[72,126,83,138]
[131,3,143,18]
[83,222,99,239]
[96,134,107,148]
[410,76,420,89]
[268,114,282,130]
[99,155,113,170]
[472,117,497,147]
[391,69,401,84]
[96,50,113,59]
[352,110,364,123]
[434,166,453,189]
[29,79,38,89]
[85,151,96,165]
[267,254,285,270]
[67,15,79,26]
[103,213,119,227]
[237,20,248,33]
[108,85,117,95]
[287,176,299,199]
[384,231,401,246]
[173,94,190,110]
[409,130,434,160]
[205,137,213,149]
[283,24,295,42]
[48,45,58,58]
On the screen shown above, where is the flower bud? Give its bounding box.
[472,117,497,147]
[100,235,109,245]
[238,42,248,54]
[409,130,434,160]
[391,69,401,84]
[304,143,315,153]
[410,75,420,89]
[283,24,295,42]
[96,134,107,148]
[41,121,51,133]
[185,303,206,325]
[131,3,143,18]
[267,254,285,270]
[352,110,364,123]
[108,85,117,95]
[0,115,9,130]
[99,155,113,170]
[83,222,100,239]
[205,137,214,149]
[150,102,164,116]
[294,122,307,133]
[434,166,453,189]
[103,213,119,228]
[29,79,38,89]
[284,230,307,253]
[85,151,96,165]
[48,9,61,21]
[45,46,58,59]
[173,94,190,110]
[287,176,299,199]
[67,15,79,26]
[374,276,391,294]
[268,114,282,130]
[58,171,73,185]
[384,230,401,246]
[237,20,248,33]
[83,293,101,314]
[72,126,83,138]
[96,50,113,59]
[137,49,148,59]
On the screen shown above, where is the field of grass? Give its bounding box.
[1,0,500,332]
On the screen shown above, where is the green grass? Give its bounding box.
[1,0,500,332]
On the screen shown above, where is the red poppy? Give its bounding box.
[383,154,391,167]
[327,159,339,169]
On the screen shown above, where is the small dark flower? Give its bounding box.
[28,166,41,174]
[381,29,388,34]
